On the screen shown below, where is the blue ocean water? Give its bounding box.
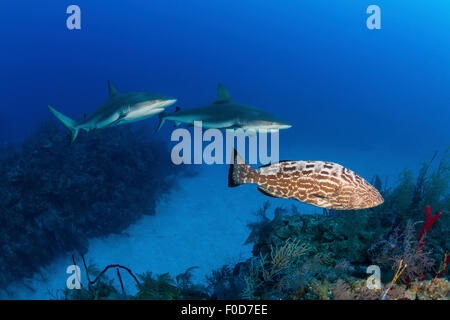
[0,1,449,299]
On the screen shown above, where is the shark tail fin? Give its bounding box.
[228,148,258,187]
[173,107,182,127]
[156,107,181,133]
[47,105,79,143]
[155,111,166,133]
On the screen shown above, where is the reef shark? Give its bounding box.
[48,81,177,143]
[156,84,291,133]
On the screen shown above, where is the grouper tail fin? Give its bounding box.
[228,148,258,187]
[47,105,79,143]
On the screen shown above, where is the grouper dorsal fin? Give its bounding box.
[214,83,232,104]
[107,80,118,98]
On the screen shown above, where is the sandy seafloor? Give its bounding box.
[0,142,428,299]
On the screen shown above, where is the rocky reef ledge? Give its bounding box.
[0,122,194,289]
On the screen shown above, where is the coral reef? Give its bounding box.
[58,149,449,300]
[206,150,449,300]
[60,255,208,300]
[0,122,194,289]
[213,201,449,300]
[12,138,450,300]
[332,278,449,300]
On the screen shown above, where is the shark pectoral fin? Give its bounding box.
[108,80,118,97]
[203,120,235,130]
[106,113,127,127]
[244,129,257,135]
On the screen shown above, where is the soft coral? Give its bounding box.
[417,206,444,281]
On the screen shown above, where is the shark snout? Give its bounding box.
[279,123,292,130]
[269,120,292,130]
[164,98,177,107]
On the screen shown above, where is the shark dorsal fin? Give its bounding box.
[214,83,232,104]
[108,80,118,97]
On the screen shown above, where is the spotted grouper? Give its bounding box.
[228,149,384,210]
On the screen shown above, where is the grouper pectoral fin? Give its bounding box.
[108,80,118,97]
[312,194,337,207]
[313,194,331,199]
[257,187,284,199]
[214,83,232,104]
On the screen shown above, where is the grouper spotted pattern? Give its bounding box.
[228,149,384,210]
